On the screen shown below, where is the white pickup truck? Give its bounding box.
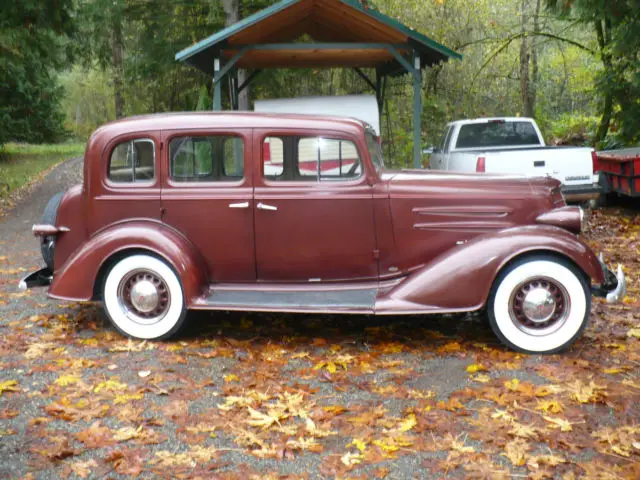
[429,117,600,202]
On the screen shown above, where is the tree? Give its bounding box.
[520,0,542,118]
[222,0,250,110]
[75,0,127,118]
[0,0,75,144]
[546,0,640,146]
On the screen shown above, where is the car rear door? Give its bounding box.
[90,132,161,234]
[160,129,255,282]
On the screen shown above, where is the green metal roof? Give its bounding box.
[175,0,300,63]
[175,0,461,69]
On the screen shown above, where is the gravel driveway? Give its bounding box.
[0,158,638,479]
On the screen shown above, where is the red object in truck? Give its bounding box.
[597,150,640,197]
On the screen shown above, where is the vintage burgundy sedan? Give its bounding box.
[20,113,625,354]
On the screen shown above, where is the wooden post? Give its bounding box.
[412,52,422,169]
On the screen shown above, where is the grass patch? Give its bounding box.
[0,143,85,197]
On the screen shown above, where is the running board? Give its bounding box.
[192,287,377,314]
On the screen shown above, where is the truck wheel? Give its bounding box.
[103,254,187,340]
[40,192,64,270]
[487,255,590,354]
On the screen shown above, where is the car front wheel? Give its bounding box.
[103,254,187,340]
[488,256,590,354]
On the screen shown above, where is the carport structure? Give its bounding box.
[175,0,461,168]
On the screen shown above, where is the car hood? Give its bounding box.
[380,169,561,197]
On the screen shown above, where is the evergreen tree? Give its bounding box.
[0,0,75,145]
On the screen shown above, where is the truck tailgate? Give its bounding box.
[483,147,595,185]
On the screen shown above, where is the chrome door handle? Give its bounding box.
[229,202,249,209]
[257,202,277,211]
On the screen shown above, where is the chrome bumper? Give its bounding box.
[18,267,52,292]
[592,254,626,304]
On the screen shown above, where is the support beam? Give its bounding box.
[239,43,409,51]
[352,68,376,92]
[238,69,262,93]
[412,51,423,169]
[375,68,387,112]
[213,46,250,111]
[232,69,239,110]
[214,46,250,84]
[213,58,222,111]
[384,45,417,79]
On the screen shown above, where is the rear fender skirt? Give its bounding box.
[375,225,603,313]
[49,221,207,304]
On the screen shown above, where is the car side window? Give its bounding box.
[262,136,362,182]
[170,135,243,182]
[108,139,155,183]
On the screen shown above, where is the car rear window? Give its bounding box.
[456,121,540,149]
[169,135,244,182]
[108,139,155,183]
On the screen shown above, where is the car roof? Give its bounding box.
[93,111,370,136]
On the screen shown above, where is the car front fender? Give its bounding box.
[375,225,604,314]
[49,220,207,304]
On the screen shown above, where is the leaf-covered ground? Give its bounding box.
[0,159,638,479]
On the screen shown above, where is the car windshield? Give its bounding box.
[456,121,540,148]
[366,130,385,171]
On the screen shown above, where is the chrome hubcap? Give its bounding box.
[118,270,170,325]
[510,278,570,336]
[522,288,556,323]
[130,280,159,313]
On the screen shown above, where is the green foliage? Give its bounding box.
[546,0,640,145]
[196,85,211,111]
[544,113,600,146]
[0,0,75,146]
[0,143,85,196]
[59,67,115,140]
[1,143,85,156]
[6,0,637,165]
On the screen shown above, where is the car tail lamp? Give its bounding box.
[591,150,600,173]
[476,156,486,173]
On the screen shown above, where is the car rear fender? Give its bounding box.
[375,225,604,313]
[49,220,207,304]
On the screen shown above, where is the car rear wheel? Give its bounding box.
[488,256,590,354]
[103,254,187,340]
[40,192,64,270]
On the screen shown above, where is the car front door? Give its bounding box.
[160,129,255,282]
[253,129,378,282]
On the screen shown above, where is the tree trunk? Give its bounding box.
[222,0,249,110]
[594,18,613,147]
[529,0,541,116]
[112,16,125,119]
[519,0,534,117]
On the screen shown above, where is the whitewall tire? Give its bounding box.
[103,254,187,340]
[488,256,590,354]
